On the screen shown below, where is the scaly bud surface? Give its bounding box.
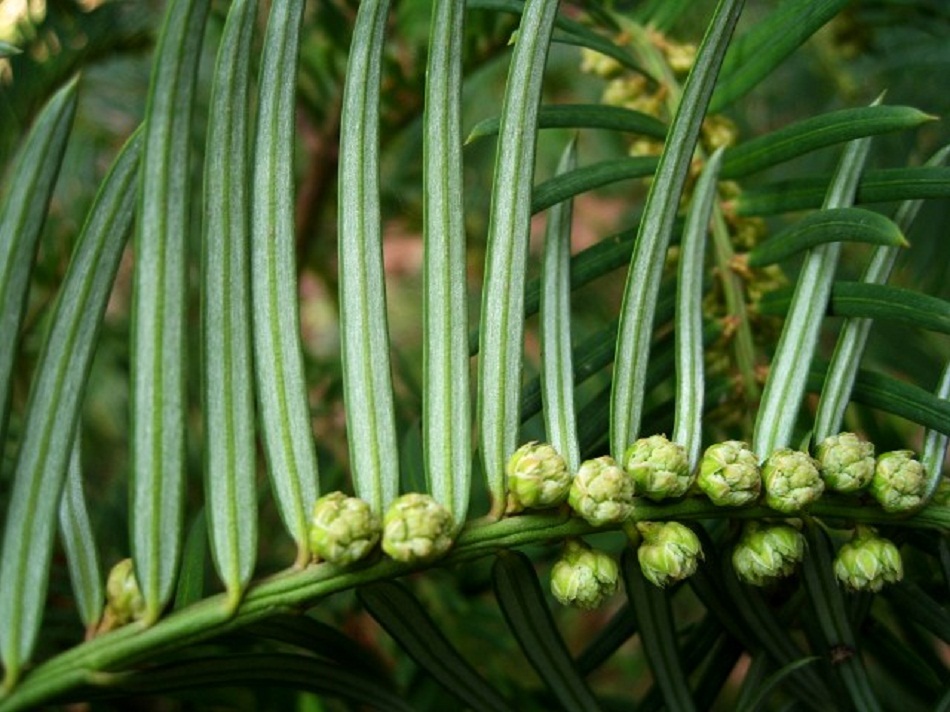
[731,522,805,586]
[506,442,572,513]
[834,526,903,592]
[309,491,381,565]
[762,448,824,513]
[636,521,703,587]
[623,435,692,501]
[697,440,761,506]
[104,558,146,628]
[568,456,635,526]
[550,540,620,610]
[815,432,875,493]
[870,450,927,513]
[382,493,455,563]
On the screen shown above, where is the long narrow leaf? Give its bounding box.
[710,0,848,111]
[610,0,745,459]
[0,129,141,688]
[466,104,667,144]
[202,0,258,606]
[423,0,470,524]
[58,436,103,632]
[359,582,515,712]
[338,0,399,514]
[540,139,580,472]
[922,362,950,501]
[575,604,637,676]
[753,123,874,458]
[801,525,882,711]
[721,106,934,179]
[812,145,950,442]
[746,208,907,268]
[130,0,210,621]
[492,551,602,712]
[477,0,560,516]
[732,166,950,216]
[173,510,207,611]
[621,549,696,712]
[0,77,77,448]
[531,157,658,215]
[673,148,723,467]
[252,0,320,561]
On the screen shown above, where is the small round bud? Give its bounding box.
[568,456,635,526]
[382,493,454,563]
[623,435,693,501]
[833,527,903,592]
[731,523,805,586]
[697,440,761,506]
[308,492,381,565]
[506,442,572,513]
[815,432,875,493]
[762,448,824,513]
[636,521,703,588]
[870,450,927,513]
[550,540,620,610]
[104,558,146,627]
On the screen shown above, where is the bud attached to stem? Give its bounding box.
[834,526,903,592]
[550,539,620,610]
[870,450,927,513]
[382,493,455,563]
[568,456,635,526]
[635,521,703,587]
[101,558,146,630]
[761,448,824,513]
[815,432,875,493]
[308,491,381,565]
[731,522,805,586]
[697,440,761,506]
[623,435,693,501]
[506,442,572,513]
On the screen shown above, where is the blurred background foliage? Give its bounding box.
[2,0,950,708]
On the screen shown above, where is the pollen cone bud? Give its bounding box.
[623,435,692,501]
[636,521,703,588]
[382,493,455,563]
[762,448,824,513]
[104,558,146,628]
[506,442,572,513]
[309,492,381,565]
[731,522,805,586]
[815,432,875,493]
[834,526,903,592]
[550,540,620,610]
[697,440,761,506]
[568,456,635,526]
[870,450,927,513]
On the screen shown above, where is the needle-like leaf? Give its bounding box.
[251,0,320,562]
[610,0,745,459]
[0,129,141,688]
[0,77,77,448]
[466,104,667,144]
[477,0,560,516]
[338,0,399,514]
[540,138,580,472]
[423,0,470,524]
[202,0,258,605]
[130,0,210,622]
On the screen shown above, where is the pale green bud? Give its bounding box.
[932,477,950,507]
[382,493,455,563]
[623,435,692,501]
[550,540,620,610]
[636,521,703,587]
[833,527,903,592]
[870,450,927,513]
[506,442,572,513]
[105,558,146,627]
[568,456,635,526]
[309,492,381,565]
[697,440,761,507]
[815,432,875,493]
[762,448,824,513]
[731,522,804,586]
